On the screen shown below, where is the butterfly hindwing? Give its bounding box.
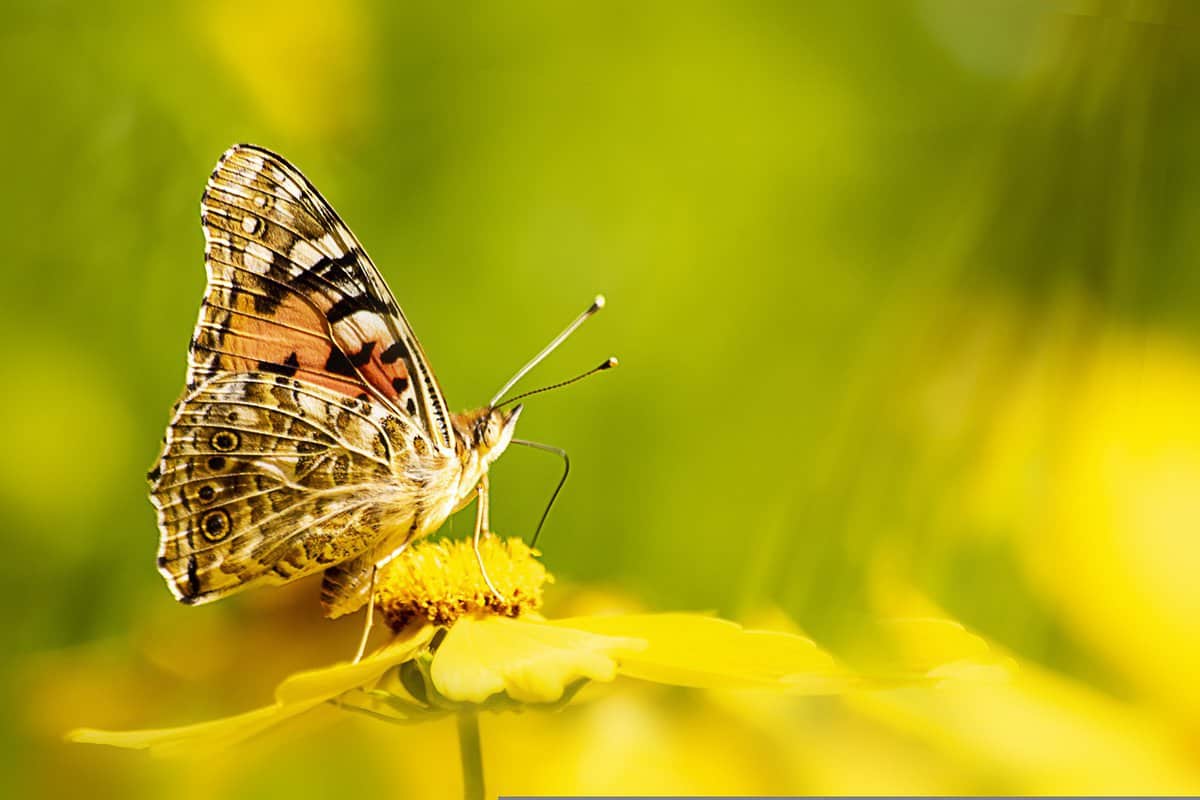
[191,144,455,451]
[150,372,430,605]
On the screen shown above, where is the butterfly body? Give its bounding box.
[150,145,521,617]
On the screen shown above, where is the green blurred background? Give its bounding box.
[5,0,1200,796]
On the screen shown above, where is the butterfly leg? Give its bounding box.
[352,566,377,664]
[349,540,414,663]
[473,474,507,601]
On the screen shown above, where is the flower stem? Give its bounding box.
[456,709,485,800]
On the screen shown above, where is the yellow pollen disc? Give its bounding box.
[375,536,553,632]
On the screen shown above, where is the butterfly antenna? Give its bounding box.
[490,295,607,408]
[511,439,570,548]
[495,358,617,408]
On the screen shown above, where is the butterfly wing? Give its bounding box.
[191,144,455,451]
[152,144,460,612]
[150,372,431,605]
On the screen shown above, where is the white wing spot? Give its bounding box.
[244,242,274,274]
[253,194,267,208]
[202,202,229,219]
[211,181,252,202]
[241,215,260,235]
[268,167,303,199]
[289,238,323,268]
[280,177,303,200]
[319,233,345,257]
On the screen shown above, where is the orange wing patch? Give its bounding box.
[187,146,438,429]
[190,271,413,402]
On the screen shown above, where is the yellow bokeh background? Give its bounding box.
[3,1,1199,796]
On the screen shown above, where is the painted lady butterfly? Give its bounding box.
[148,145,607,627]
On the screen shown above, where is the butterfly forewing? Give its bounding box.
[192,144,455,451]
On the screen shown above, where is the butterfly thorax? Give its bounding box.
[312,404,519,618]
[448,405,522,512]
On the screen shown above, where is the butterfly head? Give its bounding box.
[457,404,523,464]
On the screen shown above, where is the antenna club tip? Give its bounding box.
[603,356,619,369]
[591,294,606,311]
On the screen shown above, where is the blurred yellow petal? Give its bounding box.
[68,705,295,759]
[869,618,1015,685]
[852,660,1200,794]
[431,615,645,704]
[1031,334,1200,716]
[864,560,1016,684]
[879,617,992,668]
[555,613,853,693]
[850,572,1200,792]
[68,623,433,756]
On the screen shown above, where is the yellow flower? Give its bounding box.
[69,537,852,756]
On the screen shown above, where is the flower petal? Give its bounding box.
[275,623,435,704]
[552,613,854,693]
[67,623,434,756]
[431,615,646,704]
[67,705,301,758]
[874,617,1014,685]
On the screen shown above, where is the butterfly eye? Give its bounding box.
[200,509,231,542]
[211,431,240,452]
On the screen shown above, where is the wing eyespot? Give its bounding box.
[211,430,240,451]
[200,509,232,542]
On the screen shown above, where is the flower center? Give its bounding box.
[375,536,552,632]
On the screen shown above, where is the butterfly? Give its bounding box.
[148,144,605,623]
